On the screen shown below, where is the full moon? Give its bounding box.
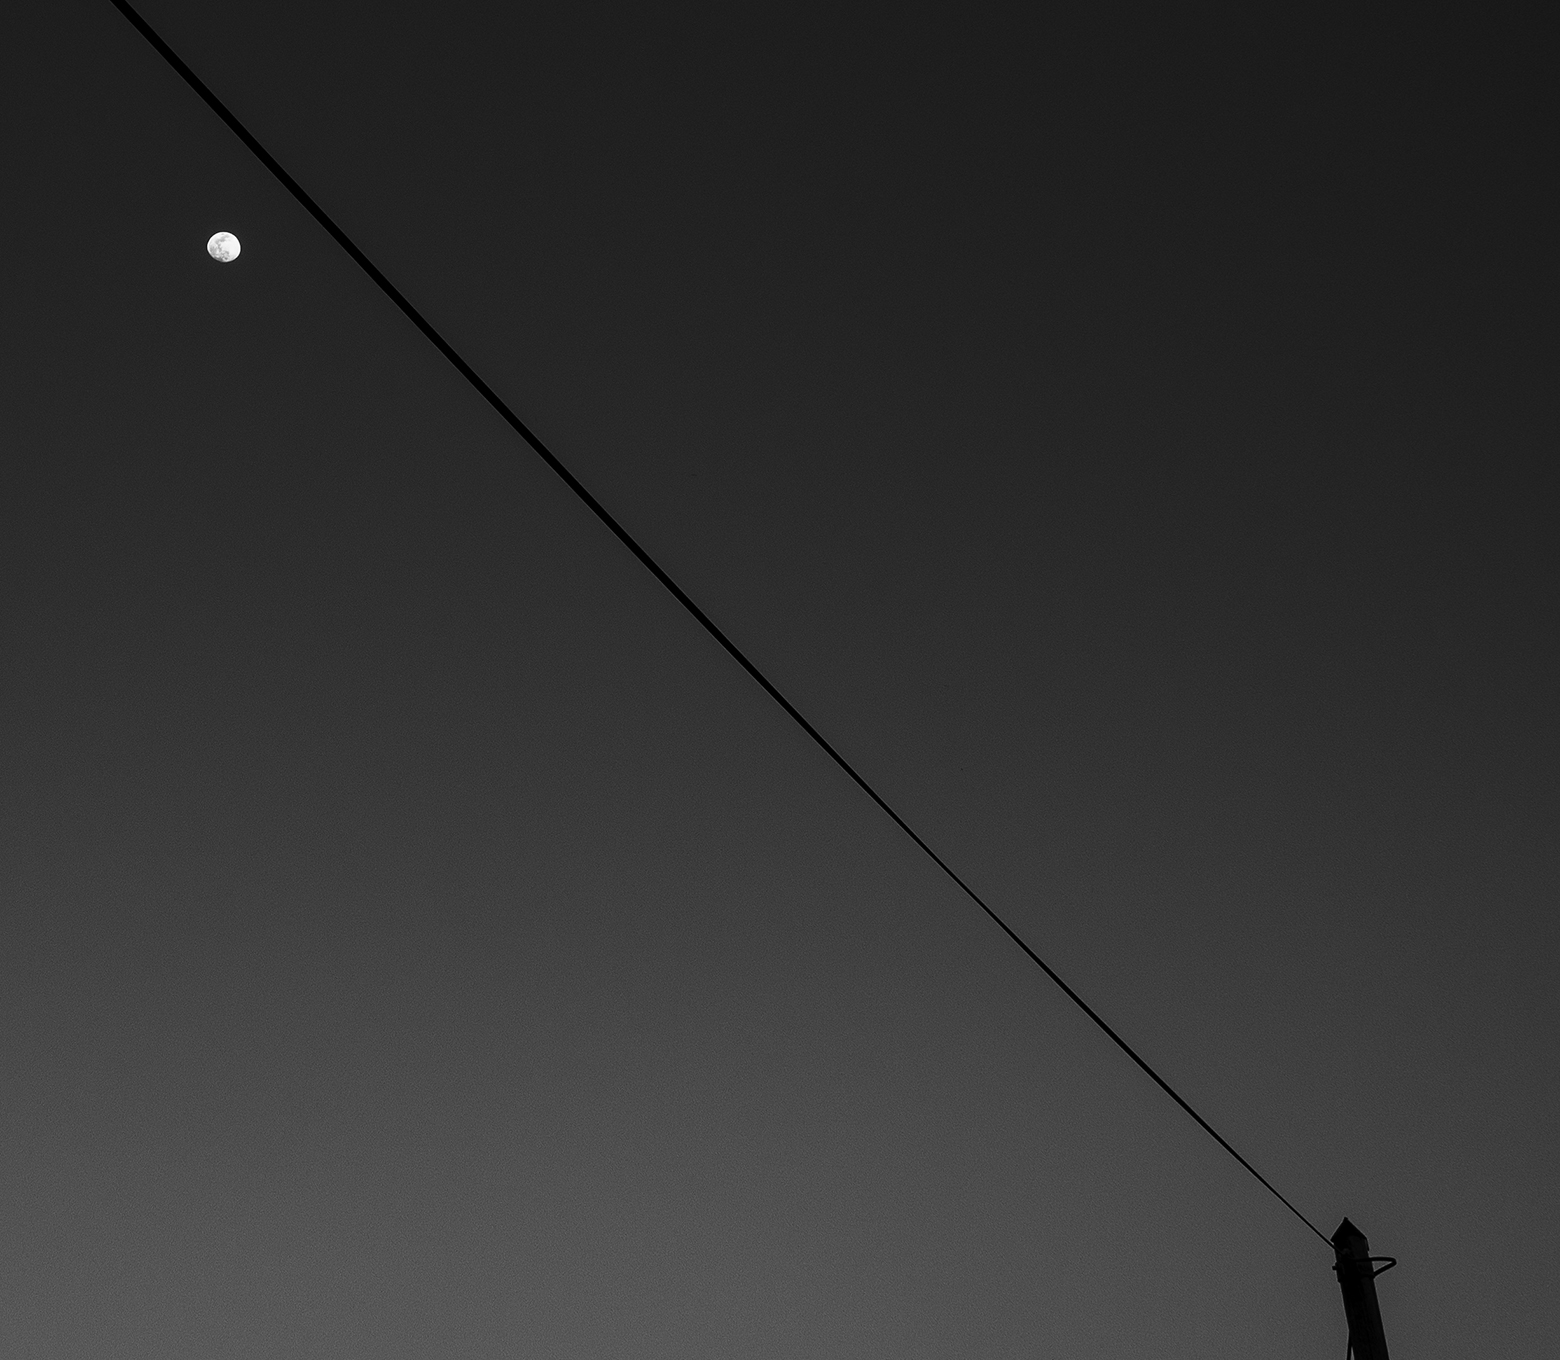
[206,231,241,263]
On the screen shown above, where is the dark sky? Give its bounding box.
[3,3,1556,1357]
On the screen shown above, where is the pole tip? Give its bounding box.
[1332,1217,1367,1250]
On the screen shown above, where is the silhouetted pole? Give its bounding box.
[1332,1218,1395,1360]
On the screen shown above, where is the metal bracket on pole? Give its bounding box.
[1332,1218,1393,1360]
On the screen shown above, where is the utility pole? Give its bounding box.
[1332,1218,1395,1360]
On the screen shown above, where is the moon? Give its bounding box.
[206,231,241,263]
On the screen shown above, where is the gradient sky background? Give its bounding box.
[3,3,1556,1357]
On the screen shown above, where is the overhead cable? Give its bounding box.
[107,0,1333,1250]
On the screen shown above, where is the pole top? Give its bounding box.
[1333,1217,1368,1251]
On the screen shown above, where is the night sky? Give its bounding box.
[3,3,1556,1357]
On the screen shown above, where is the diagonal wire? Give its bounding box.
[106,0,1333,1250]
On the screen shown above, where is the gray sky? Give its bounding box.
[2,3,1555,1357]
